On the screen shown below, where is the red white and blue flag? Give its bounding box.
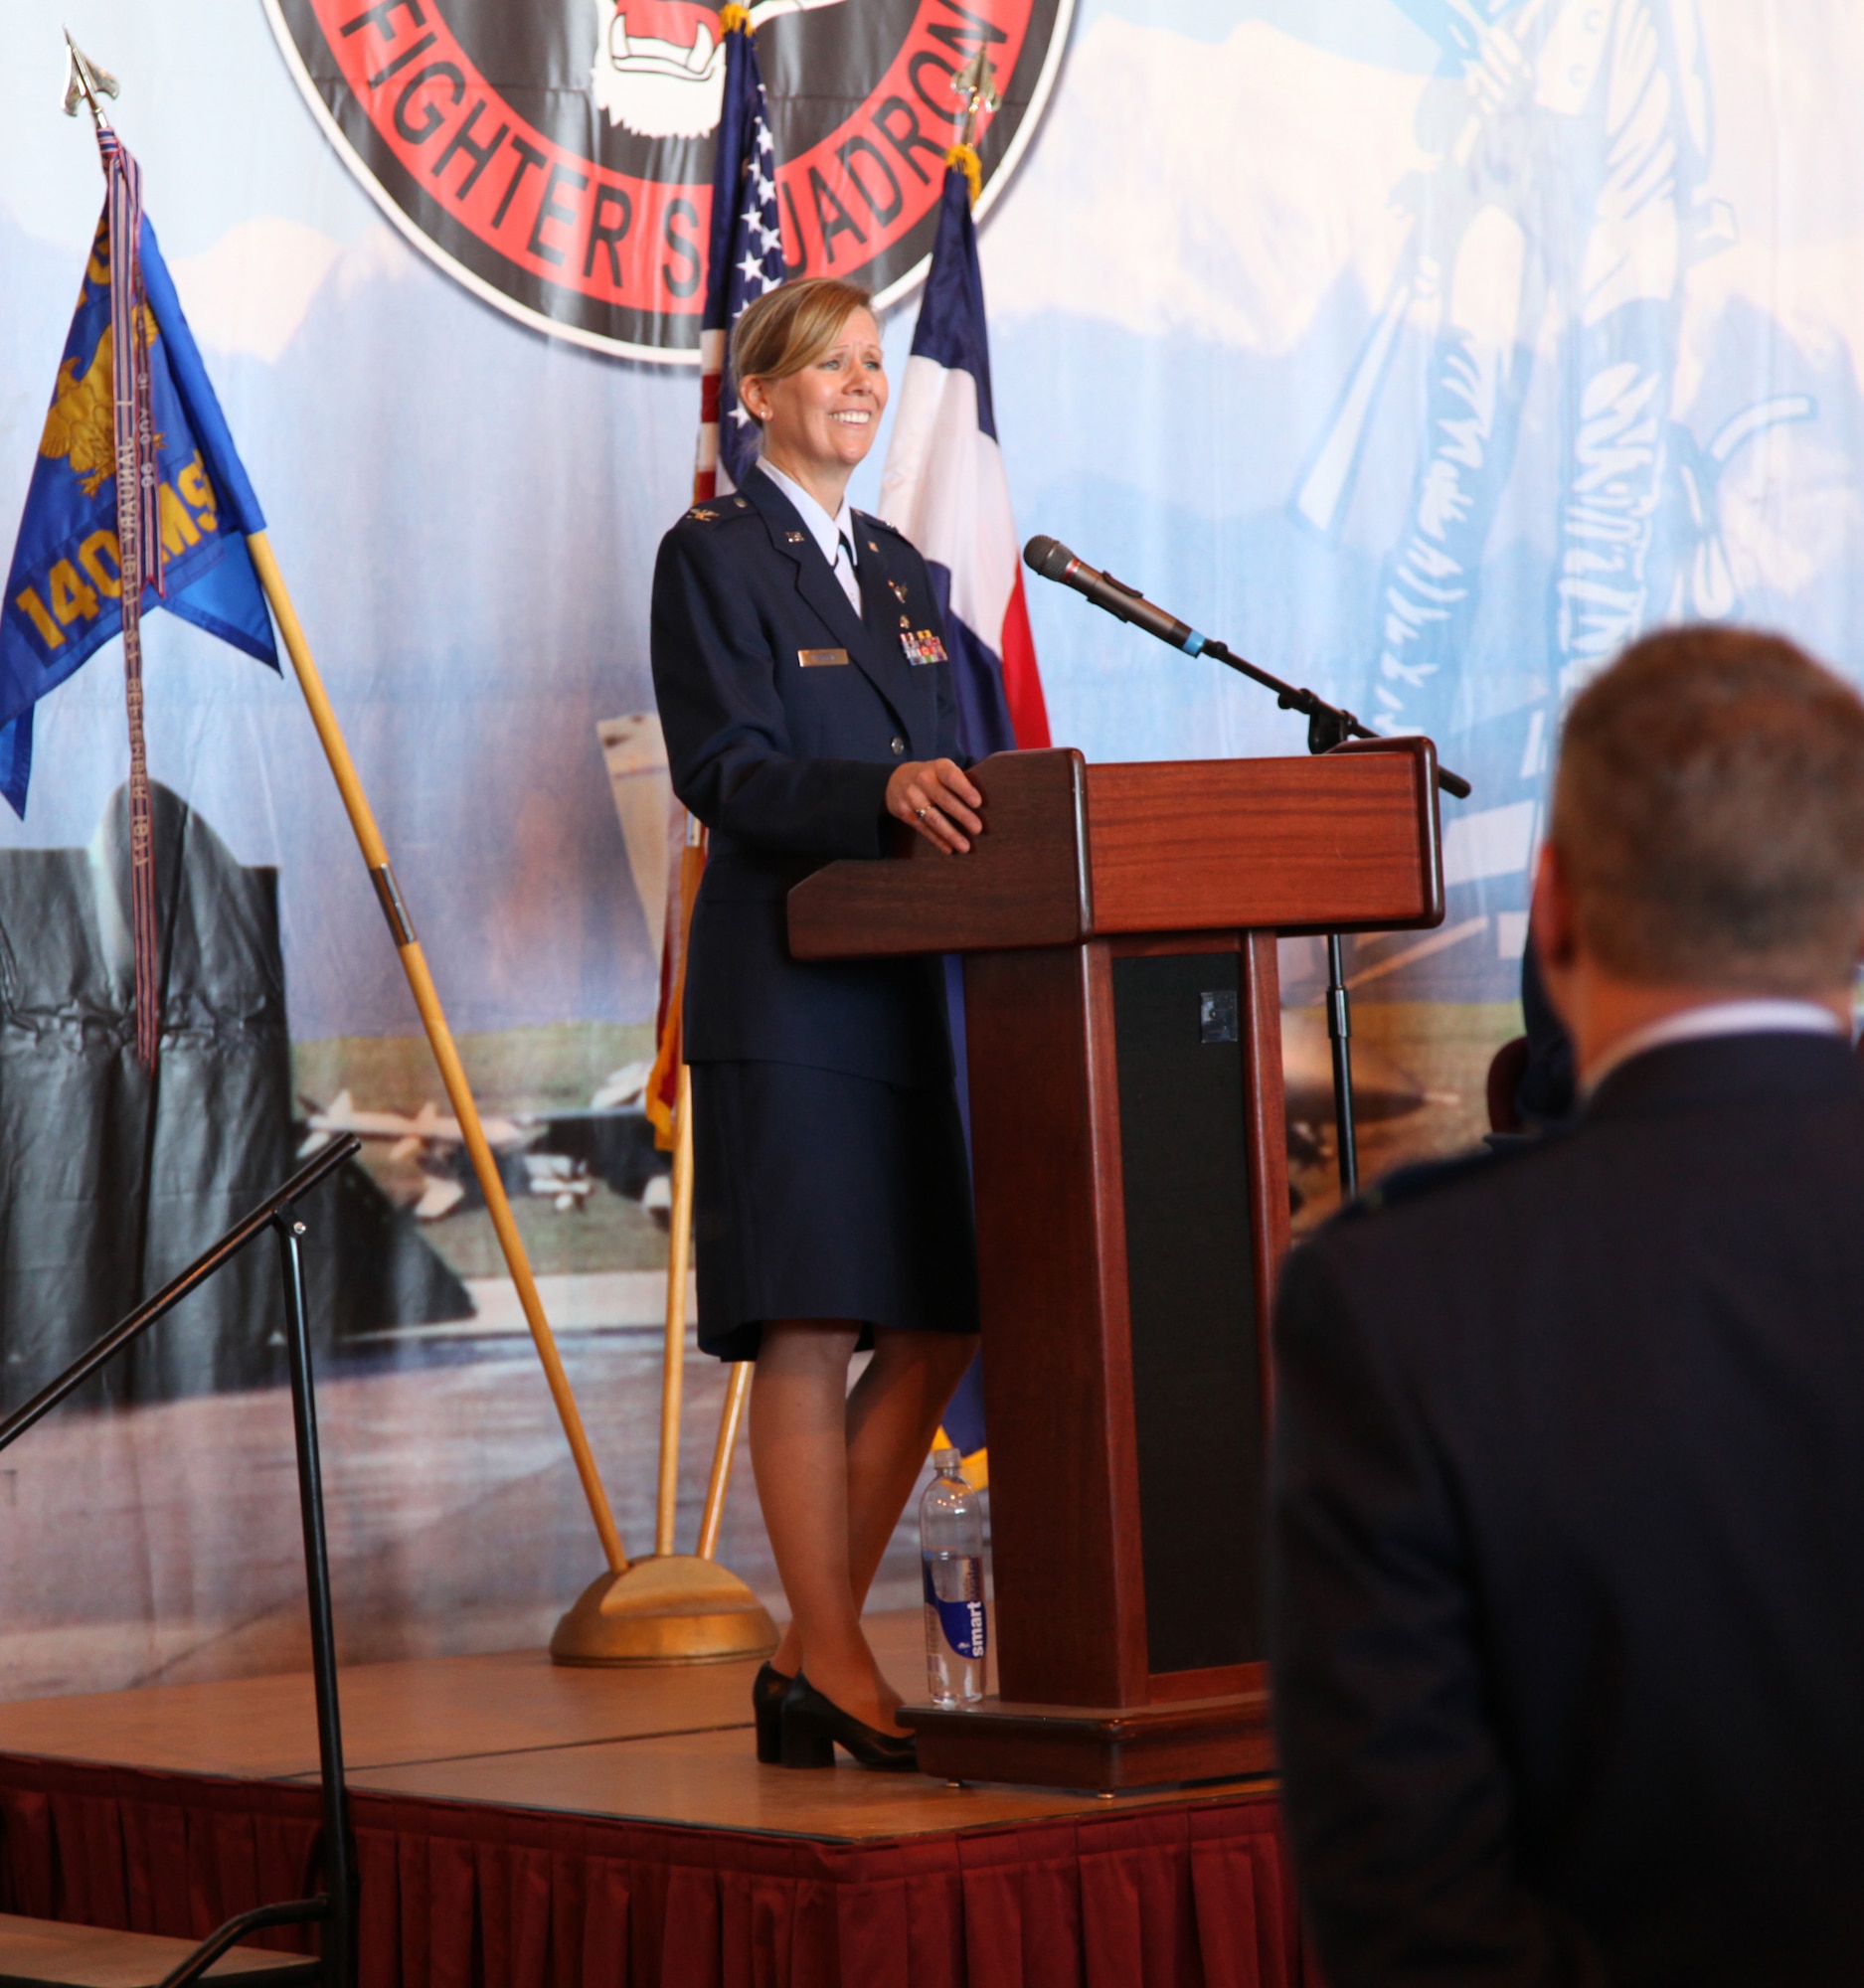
[884,158,1047,1466]
[656,10,786,1144]
[693,11,785,502]
[880,162,1049,757]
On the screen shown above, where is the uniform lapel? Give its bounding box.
[744,468,913,730]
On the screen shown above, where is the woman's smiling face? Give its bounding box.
[745,309,888,492]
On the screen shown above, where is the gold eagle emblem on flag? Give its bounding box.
[37,307,157,498]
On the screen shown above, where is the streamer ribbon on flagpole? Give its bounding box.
[100,124,167,1069]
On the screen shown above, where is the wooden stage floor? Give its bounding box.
[0,1610,1303,1986]
[0,1610,1273,1843]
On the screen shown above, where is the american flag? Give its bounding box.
[693,16,785,501]
[651,14,785,1145]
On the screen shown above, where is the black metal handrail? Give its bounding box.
[0,1139,356,1451]
[156,1899,330,1988]
[1,1135,365,1988]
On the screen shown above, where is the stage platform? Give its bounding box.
[0,1612,1304,1988]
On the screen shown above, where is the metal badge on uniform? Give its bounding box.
[797,648,849,668]
[902,628,947,666]
[888,580,908,603]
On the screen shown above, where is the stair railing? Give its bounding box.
[0,1135,365,1988]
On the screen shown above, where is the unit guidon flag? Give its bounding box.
[263,0,1073,360]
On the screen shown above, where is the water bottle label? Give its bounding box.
[923,1556,987,1660]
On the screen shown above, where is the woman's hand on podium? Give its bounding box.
[887,758,983,854]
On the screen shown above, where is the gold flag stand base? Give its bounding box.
[550,1554,776,1667]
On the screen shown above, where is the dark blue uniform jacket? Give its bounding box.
[649,464,961,1086]
[1271,1032,1864,1987]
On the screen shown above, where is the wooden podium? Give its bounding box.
[788,742,1445,1791]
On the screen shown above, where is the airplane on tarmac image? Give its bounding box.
[298,1062,671,1223]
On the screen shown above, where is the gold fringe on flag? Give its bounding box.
[945,142,983,210]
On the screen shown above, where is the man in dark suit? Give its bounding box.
[1270,625,1864,1987]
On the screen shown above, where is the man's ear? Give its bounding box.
[1532,841,1580,971]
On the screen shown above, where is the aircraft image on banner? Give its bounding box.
[299,1067,671,1223]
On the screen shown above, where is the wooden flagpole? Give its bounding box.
[696,1362,752,1560]
[245,531,629,1576]
[651,816,708,1555]
[654,1061,696,1556]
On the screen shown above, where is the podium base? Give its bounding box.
[902,1689,1274,1793]
[550,1555,777,1667]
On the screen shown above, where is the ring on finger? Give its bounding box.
[916,806,928,820]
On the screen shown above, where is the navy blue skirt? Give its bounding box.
[691,1059,981,1362]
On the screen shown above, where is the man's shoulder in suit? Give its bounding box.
[1293,1031,1864,1333]
[1342,1130,1559,1222]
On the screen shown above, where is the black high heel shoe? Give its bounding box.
[777,1671,919,1772]
[752,1662,791,1765]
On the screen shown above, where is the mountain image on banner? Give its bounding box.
[880,162,1048,758]
[1,212,278,817]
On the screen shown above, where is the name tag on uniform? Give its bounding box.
[796,648,849,668]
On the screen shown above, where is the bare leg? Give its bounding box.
[759,1322,975,1731]
[843,1331,978,1719]
[754,1320,879,1723]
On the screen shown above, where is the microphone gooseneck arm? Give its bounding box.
[1022,536,1472,800]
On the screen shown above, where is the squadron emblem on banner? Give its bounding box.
[262,0,1073,361]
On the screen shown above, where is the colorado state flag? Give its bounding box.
[1,208,277,817]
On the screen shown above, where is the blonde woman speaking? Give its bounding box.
[650,277,983,1771]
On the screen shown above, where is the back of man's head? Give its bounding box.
[1552,627,1864,995]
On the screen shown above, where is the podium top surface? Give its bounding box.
[788,743,1445,960]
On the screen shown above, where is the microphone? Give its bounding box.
[1022,534,1472,800]
[1023,536,1208,657]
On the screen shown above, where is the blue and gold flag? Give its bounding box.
[1,177,277,820]
[4,126,277,1065]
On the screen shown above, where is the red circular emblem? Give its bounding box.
[264,0,1072,361]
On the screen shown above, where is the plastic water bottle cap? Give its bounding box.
[932,1446,963,1476]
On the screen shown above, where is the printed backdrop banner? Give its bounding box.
[264,0,1074,356]
[1,0,1857,1699]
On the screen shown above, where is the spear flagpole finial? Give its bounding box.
[61,29,119,127]
[949,49,1000,151]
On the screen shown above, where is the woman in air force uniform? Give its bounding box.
[650,277,984,1771]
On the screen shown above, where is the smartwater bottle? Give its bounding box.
[921,1445,986,1705]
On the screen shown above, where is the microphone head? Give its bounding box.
[1023,535,1074,580]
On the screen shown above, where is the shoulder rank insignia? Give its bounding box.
[888,579,908,603]
[902,628,948,666]
[687,506,718,522]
